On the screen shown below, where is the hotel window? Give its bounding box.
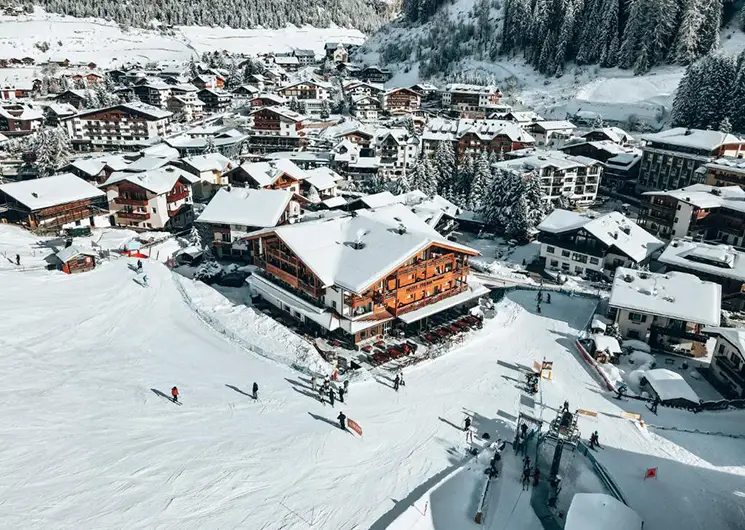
[546,246,555,254]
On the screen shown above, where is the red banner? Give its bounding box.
[644,467,657,479]
[347,418,363,437]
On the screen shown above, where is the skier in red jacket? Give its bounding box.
[171,386,179,403]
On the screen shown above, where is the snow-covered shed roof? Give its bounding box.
[68,157,108,177]
[641,128,744,151]
[55,245,96,263]
[354,191,402,209]
[565,493,643,530]
[706,156,745,175]
[247,203,479,294]
[304,167,341,191]
[504,111,544,123]
[119,101,172,120]
[321,196,347,209]
[591,333,622,356]
[444,83,499,94]
[658,239,745,282]
[609,267,721,326]
[0,173,105,210]
[538,210,663,263]
[644,369,700,404]
[238,159,308,187]
[103,166,198,195]
[197,188,294,228]
[250,105,305,122]
[181,153,234,174]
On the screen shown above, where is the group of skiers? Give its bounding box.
[536,291,551,314]
[589,430,601,449]
[521,455,540,490]
[312,376,348,406]
[393,370,405,391]
[169,381,259,403]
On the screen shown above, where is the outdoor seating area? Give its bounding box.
[363,339,419,366]
[418,313,483,346]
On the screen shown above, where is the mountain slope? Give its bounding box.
[20,0,393,33]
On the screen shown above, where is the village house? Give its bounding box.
[178,153,235,200]
[494,150,602,205]
[0,173,108,229]
[421,118,535,159]
[197,88,231,114]
[382,87,421,114]
[166,93,205,122]
[636,128,745,194]
[701,327,745,398]
[52,245,97,274]
[166,127,247,157]
[55,89,96,108]
[197,188,303,259]
[501,111,544,127]
[248,106,306,153]
[65,102,173,150]
[43,103,77,126]
[226,159,307,192]
[608,267,721,357]
[637,184,745,243]
[132,81,173,108]
[343,81,385,99]
[356,66,392,84]
[525,120,577,148]
[409,83,439,103]
[703,156,745,189]
[374,128,420,179]
[273,55,300,72]
[657,239,745,310]
[582,127,634,145]
[190,74,224,90]
[0,104,44,136]
[101,166,198,230]
[277,80,332,101]
[302,166,342,200]
[244,203,488,345]
[292,49,316,66]
[325,43,349,63]
[248,93,287,109]
[232,84,260,102]
[351,95,382,123]
[603,153,643,195]
[441,84,503,117]
[536,210,663,278]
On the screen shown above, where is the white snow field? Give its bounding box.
[0,257,744,529]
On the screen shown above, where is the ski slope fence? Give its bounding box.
[575,441,628,505]
[474,474,493,524]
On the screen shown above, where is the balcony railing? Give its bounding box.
[114,197,148,207]
[117,211,150,221]
[714,356,745,387]
[166,189,190,202]
[394,284,468,316]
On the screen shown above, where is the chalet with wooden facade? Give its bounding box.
[422,118,535,159]
[197,188,303,259]
[0,104,44,136]
[249,106,306,153]
[277,80,332,101]
[100,166,198,230]
[0,173,108,229]
[226,159,307,192]
[245,204,487,345]
[65,102,172,150]
[53,245,97,274]
[382,88,421,114]
[197,88,231,114]
[178,153,235,199]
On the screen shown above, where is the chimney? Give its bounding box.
[396,222,407,235]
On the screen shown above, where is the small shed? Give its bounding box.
[590,333,622,363]
[565,493,643,530]
[642,368,700,407]
[54,246,97,274]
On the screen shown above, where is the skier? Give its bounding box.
[15,254,20,266]
[533,467,541,487]
[537,291,543,302]
[464,416,472,432]
[466,425,474,443]
[589,431,600,449]
[523,455,531,471]
[536,302,541,314]
[142,274,149,286]
[522,466,532,490]
[343,379,349,394]
[252,382,258,400]
[563,400,570,413]
[650,396,660,414]
[520,422,528,438]
[399,370,405,387]
[338,386,345,403]
[317,386,325,404]
[337,411,347,431]
[171,386,179,403]
[137,259,143,271]
[329,387,335,407]
[546,293,551,304]
[311,376,317,392]
[393,374,400,391]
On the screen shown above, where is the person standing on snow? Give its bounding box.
[343,379,349,393]
[15,254,20,266]
[317,386,325,404]
[142,274,149,286]
[522,467,532,490]
[311,376,317,392]
[523,455,531,471]
[137,259,143,271]
[337,411,347,431]
[393,374,400,391]
[464,417,472,432]
[252,382,258,400]
[329,387,335,407]
[398,369,405,386]
[563,400,570,413]
[338,386,345,403]
[171,386,179,403]
[546,293,551,304]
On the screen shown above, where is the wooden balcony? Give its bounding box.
[166,189,190,203]
[264,262,324,299]
[114,197,148,207]
[393,284,468,317]
[117,211,150,221]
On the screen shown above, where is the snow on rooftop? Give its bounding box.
[422,118,534,144]
[182,153,234,173]
[197,188,293,228]
[357,191,401,209]
[658,239,745,282]
[565,493,643,530]
[643,184,745,210]
[642,128,744,150]
[264,203,478,294]
[644,368,700,404]
[321,196,347,209]
[530,120,576,131]
[124,156,172,172]
[398,283,490,324]
[538,210,663,263]
[239,159,308,187]
[55,245,95,263]
[304,167,341,191]
[609,267,721,326]
[0,173,105,210]
[495,151,597,171]
[104,167,198,195]
[703,326,745,354]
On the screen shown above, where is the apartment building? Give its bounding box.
[421,118,534,159]
[441,84,502,117]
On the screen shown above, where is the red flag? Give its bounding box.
[347,418,363,437]
[644,467,657,479]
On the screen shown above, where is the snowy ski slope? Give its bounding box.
[0,258,743,529]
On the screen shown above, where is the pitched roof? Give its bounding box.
[238,159,308,187]
[703,326,745,355]
[55,245,96,263]
[304,167,342,191]
[181,153,234,173]
[538,210,663,262]
[197,188,294,227]
[0,173,105,210]
[658,239,745,282]
[609,267,721,325]
[642,184,745,210]
[250,203,479,294]
[641,128,744,150]
[75,101,172,120]
[643,369,700,404]
[423,118,534,143]
[102,166,198,195]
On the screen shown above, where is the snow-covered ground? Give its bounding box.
[0,8,365,71]
[1,245,744,528]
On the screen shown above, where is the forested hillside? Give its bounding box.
[19,0,391,32]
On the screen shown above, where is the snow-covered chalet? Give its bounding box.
[244,204,488,346]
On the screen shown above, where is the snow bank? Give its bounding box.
[628,351,655,367]
[622,339,651,353]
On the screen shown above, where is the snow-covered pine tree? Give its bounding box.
[695,54,736,130]
[320,99,331,119]
[598,0,621,67]
[31,128,71,176]
[697,0,723,57]
[288,97,299,112]
[523,170,550,229]
[204,137,217,154]
[671,61,702,126]
[730,53,745,133]
[307,185,322,203]
[83,90,100,109]
[434,141,456,195]
[506,195,530,242]
[468,151,492,212]
[188,57,200,78]
[671,0,703,65]
[719,116,733,133]
[297,100,308,115]
[226,59,242,90]
[190,225,202,248]
[408,157,437,196]
[457,151,476,207]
